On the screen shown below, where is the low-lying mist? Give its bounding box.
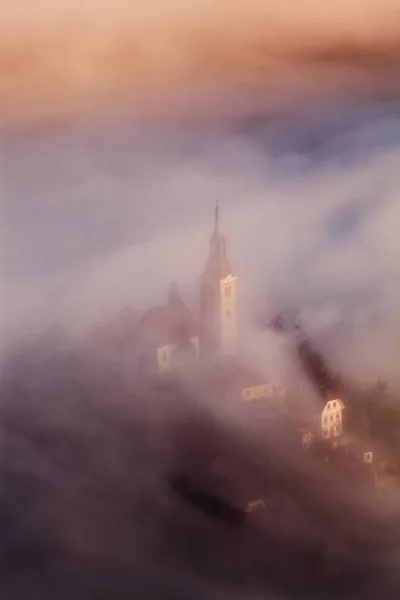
[1,338,399,600]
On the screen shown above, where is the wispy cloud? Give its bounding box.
[3,104,400,387]
[0,0,400,128]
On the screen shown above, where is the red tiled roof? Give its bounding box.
[137,298,199,348]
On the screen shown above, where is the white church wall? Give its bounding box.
[156,344,175,372]
[219,274,238,355]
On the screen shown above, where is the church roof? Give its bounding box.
[136,292,199,348]
[323,397,345,410]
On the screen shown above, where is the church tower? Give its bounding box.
[199,201,238,358]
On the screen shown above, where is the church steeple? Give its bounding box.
[199,201,238,358]
[214,198,219,236]
[205,199,231,280]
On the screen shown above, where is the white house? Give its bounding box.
[321,398,345,439]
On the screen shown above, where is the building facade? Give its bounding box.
[136,281,199,376]
[96,202,280,407]
[321,398,345,439]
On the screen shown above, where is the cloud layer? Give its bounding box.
[3,103,400,388]
[1,0,400,128]
[2,342,396,600]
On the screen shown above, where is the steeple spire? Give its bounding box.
[204,199,231,280]
[199,198,237,358]
[214,198,219,236]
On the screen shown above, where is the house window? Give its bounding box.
[324,416,328,424]
[330,415,333,421]
[225,286,231,297]
[336,413,340,420]
[333,401,337,408]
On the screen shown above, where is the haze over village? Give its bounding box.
[2,0,400,598]
[3,103,400,600]
[87,190,399,491]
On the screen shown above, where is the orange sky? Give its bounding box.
[1,0,400,127]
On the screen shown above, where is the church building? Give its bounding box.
[94,201,279,403]
[135,281,200,374]
[136,200,238,374]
